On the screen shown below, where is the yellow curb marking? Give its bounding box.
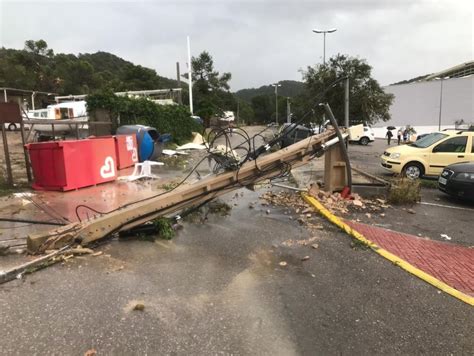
[302,193,474,307]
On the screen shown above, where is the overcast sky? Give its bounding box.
[0,0,472,90]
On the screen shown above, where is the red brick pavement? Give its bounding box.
[344,220,474,297]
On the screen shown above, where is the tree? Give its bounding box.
[251,94,287,124]
[301,54,394,126]
[188,51,232,123]
[24,39,54,57]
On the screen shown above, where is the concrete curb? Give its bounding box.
[302,193,474,307]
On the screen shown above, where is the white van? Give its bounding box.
[348,124,375,145]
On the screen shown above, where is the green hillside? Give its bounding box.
[235,80,305,102]
[0,40,179,95]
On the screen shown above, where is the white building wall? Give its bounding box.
[373,75,474,138]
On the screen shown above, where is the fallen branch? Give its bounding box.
[0,245,71,284]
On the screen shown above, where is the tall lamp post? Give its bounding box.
[312,28,337,65]
[271,82,282,125]
[436,76,446,131]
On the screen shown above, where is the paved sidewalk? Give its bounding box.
[344,220,474,297]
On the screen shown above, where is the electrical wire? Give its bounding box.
[73,77,347,224]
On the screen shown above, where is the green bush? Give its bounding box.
[86,92,202,144]
[388,178,421,204]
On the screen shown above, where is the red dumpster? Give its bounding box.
[26,138,117,191]
[89,135,138,170]
[114,135,138,169]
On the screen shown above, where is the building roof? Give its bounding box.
[0,87,57,96]
[390,61,474,86]
[425,61,474,80]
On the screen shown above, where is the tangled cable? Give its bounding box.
[74,76,349,222]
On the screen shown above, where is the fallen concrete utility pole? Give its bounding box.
[28,130,337,253]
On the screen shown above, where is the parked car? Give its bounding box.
[348,125,375,145]
[279,123,313,148]
[381,130,474,179]
[416,133,430,141]
[438,162,474,200]
[4,123,18,131]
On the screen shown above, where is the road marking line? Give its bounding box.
[302,193,474,307]
[420,201,474,212]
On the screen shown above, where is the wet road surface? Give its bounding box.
[0,188,472,355]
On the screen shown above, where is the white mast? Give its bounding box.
[187,36,193,115]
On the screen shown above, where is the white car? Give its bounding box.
[349,125,375,145]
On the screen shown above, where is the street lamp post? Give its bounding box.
[437,77,445,131]
[312,28,337,65]
[271,82,282,125]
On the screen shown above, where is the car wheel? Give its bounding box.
[403,162,424,179]
[359,137,369,145]
[7,123,16,131]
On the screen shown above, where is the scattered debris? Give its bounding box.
[266,209,271,214]
[407,208,416,214]
[162,149,188,156]
[311,243,319,249]
[175,143,206,151]
[92,251,103,257]
[84,349,97,356]
[69,247,94,255]
[440,234,452,241]
[282,236,319,247]
[208,200,232,216]
[279,261,288,267]
[301,255,310,261]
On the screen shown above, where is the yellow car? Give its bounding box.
[380,130,474,179]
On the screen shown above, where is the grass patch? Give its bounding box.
[208,200,232,216]
[419,179,438,189]
[350,237,369,251]
[387,178,421,204]
[160,155,188,169]
[160,181,179,191]
[153,217,175,240]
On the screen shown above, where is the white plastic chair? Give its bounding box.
[119,161,164,181]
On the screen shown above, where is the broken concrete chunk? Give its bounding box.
[70,247,94,255]
[301,255,310,261]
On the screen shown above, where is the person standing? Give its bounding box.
[386,129,393,145]
[403,128,408,143]
[397,128,403,145]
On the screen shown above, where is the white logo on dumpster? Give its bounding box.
[100,156,116,179]
[131,148,138,162]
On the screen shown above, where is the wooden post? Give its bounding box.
[1,125,13,186]
[324,143,347,192]
[19,121,32,182]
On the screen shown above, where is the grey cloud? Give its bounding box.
[0,0,472,90]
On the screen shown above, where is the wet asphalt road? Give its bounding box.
[0,188,472,355]
[0,131,473,355]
